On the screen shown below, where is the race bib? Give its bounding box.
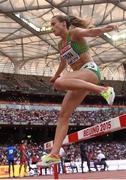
[60,44,80,65]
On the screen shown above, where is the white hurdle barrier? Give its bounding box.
[44,114,126,149]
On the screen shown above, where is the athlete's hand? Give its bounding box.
[105,24,119,32]
[50,75,60,83]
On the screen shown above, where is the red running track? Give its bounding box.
[10,170,126,179]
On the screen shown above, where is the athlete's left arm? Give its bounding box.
[71,24,118,38]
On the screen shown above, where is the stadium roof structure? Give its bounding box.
[0,0,126,80]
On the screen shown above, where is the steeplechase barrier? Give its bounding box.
[43,114,126,179]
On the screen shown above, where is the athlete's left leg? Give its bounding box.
[54,69,115,105]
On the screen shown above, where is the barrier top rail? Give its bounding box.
[44,114,126,149]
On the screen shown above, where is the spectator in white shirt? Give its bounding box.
[70,159,78,173]
[94,150,107,171]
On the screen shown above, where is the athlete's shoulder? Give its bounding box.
[69,28,85,41]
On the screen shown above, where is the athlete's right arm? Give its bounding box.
[50,58,66,83]
[50,40,66,83]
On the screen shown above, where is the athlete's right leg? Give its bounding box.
[8,163,11,177]
[81,158,84,173]
[12,161,15,177]
[40,90,89,166]
[19,164,22,176]
[24,163,27,176]
[52,90,89,154]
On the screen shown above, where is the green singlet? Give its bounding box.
[66,32,89,55]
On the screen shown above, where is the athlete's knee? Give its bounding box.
[54,78,64,90]
[59,108,72,121]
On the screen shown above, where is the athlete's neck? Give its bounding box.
[60,29,69,40]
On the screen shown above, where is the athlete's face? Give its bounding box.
[51,17,66,36]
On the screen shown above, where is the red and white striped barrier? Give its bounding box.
[44,114,126,149]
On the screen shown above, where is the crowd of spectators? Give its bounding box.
[0,141,126,166]
[64,141,126,162]
[0,105,125,126]
[0,103,125,166]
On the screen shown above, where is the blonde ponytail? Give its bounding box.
[52,15,94,29]
[69,15,94,29]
